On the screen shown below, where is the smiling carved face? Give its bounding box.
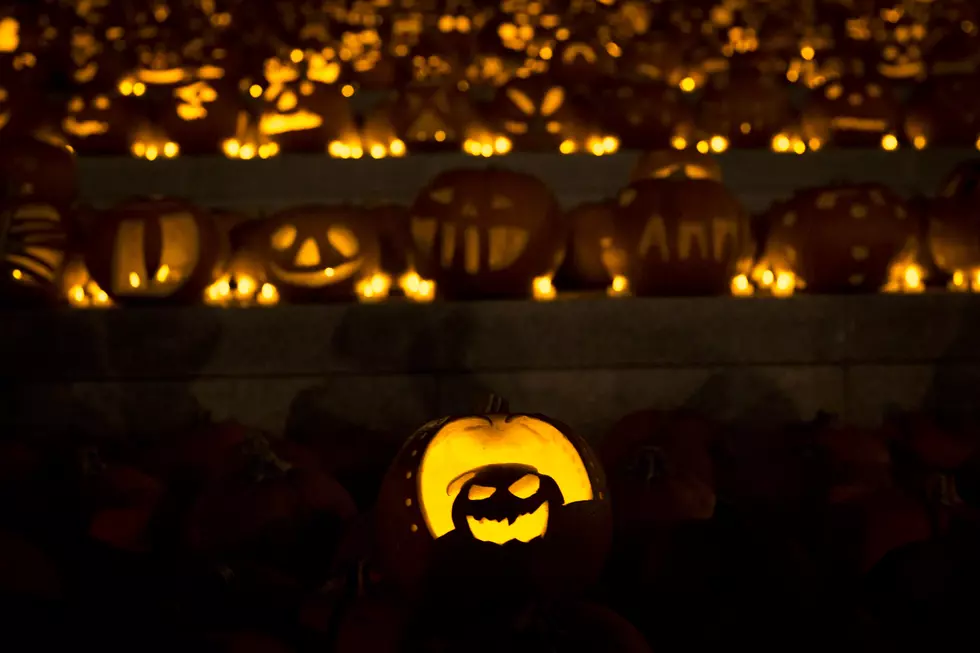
[260,206,380,301]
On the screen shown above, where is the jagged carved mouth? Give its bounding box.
[465,501,549,544]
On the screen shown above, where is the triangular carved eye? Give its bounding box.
[430,188,454,204]
[491,194,514,210]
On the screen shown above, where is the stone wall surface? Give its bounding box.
[76,149,976,214]
[3,295,979,443]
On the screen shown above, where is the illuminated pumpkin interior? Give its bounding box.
[417,415,594,542]
[111,213,201,296]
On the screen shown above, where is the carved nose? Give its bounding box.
[294,238,321,267]
[847,93,863,106]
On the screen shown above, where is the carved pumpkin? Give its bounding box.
[594,82,696,151]
[60,91,135,156]
[904,75,980,148]
[407,168,565,299]
[84,198,220,305]
[761,184,918,294]
[388,85,474,153]
[801,77,902,149]
[485,78,586,152]
[549,35,617,88]
[0,133,76,208]
[873,11,927,81]
[554,200,619,292]
[928,161,980,290]
[610,175,751,296]
[249,58,355,154]
[697,74,796,150]
[159,77,245,155]
[924,11,980,77]
[0,201,67,305]
[376,398,611,599]
[630,150,723,183]
[249,205,381,303]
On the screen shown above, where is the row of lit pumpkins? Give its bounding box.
[18,76,980,167]
[4,153,980,309]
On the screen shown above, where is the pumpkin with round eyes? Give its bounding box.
[801,78,902,148]
[761,184,918,294]
[874,15,927,81]
[60,91,135,156]
[407,168,565,300]
[387,85,475,153]
[375,398,611,599]
[249,206,381,303]
[630,150,723,183]
[904,75,980,148]
[593,82,696,150]
[84,198,221,305]
[554,200,620,292]
[0,200,68,306]
[610,174,752,296]
[927,160,980,290]
[697,74,796,149]
[484,78,585,152]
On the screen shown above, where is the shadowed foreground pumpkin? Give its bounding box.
[600,409,717,532]
[376,397,611,601]
[336,593,651,653]
[554,200,619,292]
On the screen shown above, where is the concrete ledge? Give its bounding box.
[76,149,977,212]
[3,295,980,440]
[6,295,980,382]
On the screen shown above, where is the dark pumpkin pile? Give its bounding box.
[3,401,980,652]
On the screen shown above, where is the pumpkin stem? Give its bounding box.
[484,393,509,413]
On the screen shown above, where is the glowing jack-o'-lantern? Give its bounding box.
[245,206,385,304]
[388,86,475,153]
[802,78,902,149]
[697,75,797,150]
[0,201,67,305]
[61,92,133,156]
[83,198,220,305]
[609,174,753,297]
[376,398,611,597]
[249,58,355,153]
[904,76,980,149]
[630,150,723,184]
[407,168,565,300]
[485,78,587,152]
[758,184,920,296]
[160,78,244,155]
[593,82,696,151]
[928,161,980,291]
